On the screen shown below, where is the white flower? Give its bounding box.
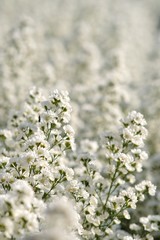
[123,210,131,219]
[89,196,98,207]
[105,227,113,235]
[135,181,156,196]
[0,218,14,238]
[63,125,75,137]
[86,215,100,226]
[123,111,147,126]
[129,223,141,231]
[12,180,34,199]
[80,189,89,199]
[64,166,74,181]
[123,236,134,240]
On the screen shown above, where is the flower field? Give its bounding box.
[0,0,160,239]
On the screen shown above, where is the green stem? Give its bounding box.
[42,174,65,201]
[103,161,120,211]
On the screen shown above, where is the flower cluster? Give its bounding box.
[64,110,157,240]
[0,180,43,239]
[0,88,75,201]
[0,88,159,239]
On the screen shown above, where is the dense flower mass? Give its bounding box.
[0,0,160,239]
[0,88,158,240]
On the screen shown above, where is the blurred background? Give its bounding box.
[0,1,160,221]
